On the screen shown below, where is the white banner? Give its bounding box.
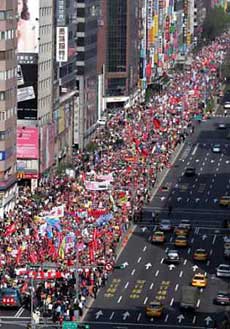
[84,180,111,191]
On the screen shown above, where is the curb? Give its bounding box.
[149,141,185,202]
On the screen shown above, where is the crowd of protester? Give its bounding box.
[0,34,229,324]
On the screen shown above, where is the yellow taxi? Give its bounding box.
[174,235,188,247]
[219,196,230,207]
[175,225,189,236]
[193,248,208,261]
[151,231,165,244]
[145,301,163,318]
[192,273,208,288]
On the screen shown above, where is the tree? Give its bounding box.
[202,7,230,41]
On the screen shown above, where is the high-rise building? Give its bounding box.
[54,0,77,162]
[76,0,99,150]
[0,0,18,216]
[104,0,140,109]
[17,0,55,188]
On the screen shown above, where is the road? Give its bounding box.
[0,110,229,328]
[81,114,230,328]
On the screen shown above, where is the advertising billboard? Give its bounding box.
[17,127,39,159]
[17,63,38,120]
[56,27,68,62]
[17,0,39,54]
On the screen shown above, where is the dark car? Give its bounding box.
[165,250,180,264]
[214,291,230,305]
[184,167,196,177]
[0,288,22,308]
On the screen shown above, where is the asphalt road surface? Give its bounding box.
[81,115,230,328]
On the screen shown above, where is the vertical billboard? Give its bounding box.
[56,27,68,62]
[17,127,39,159]
[17,0,39,54]
[17,63,38,120]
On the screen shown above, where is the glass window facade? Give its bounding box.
[107,0,127,72]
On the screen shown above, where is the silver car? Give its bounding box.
[159,219,172,232]
[216,264,230,277]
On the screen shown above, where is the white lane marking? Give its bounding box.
[143,246,147,252]
[117,296,122,303]
[175,284,179,291]
[170,298,174,306]
[200,288,204,293]
[144,297,148,305]
[137,257,142,263]
[137,313,142,322]
[160,258,164,264]
[186,162,190,166]
[165,247,169,253]
[170,237,173,242]
[124,282,129,289]
[209,185,213,189]
[148,236,151,241]
[216,168,219,171]
[110,312,115,320]
[196,299,201,308]
[193,315,197,324]
[212,234,217,245]
[164,314,169,323]
[209,249,213,256]
[149,283,154,290]
[191,238,194,243]
[15,307,24,318]
[195,227,199,234]
[131,269,136,276]
[192,144,199,156]
[187,248,191,254]
[179,271,183,278]
[206,259,210,266]
[183,259,187,265]
[155,270,159,277]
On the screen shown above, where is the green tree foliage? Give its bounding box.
[202,7,230,41]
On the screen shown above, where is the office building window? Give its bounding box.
[107,0,127,72]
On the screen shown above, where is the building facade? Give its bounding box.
[17,0,55,189]
[0,0,17,216]
[76,0,99,150]
[104,0,140,109]
[54,0,77,162]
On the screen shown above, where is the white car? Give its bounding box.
[159,219,172,231]
[216,264,230,277]
[218,123,226,129]
[223,235,230,243]
[212,144,221,153]
[224,101,230,109]
[97,118,106,125]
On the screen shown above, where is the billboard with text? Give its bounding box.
[17,127,39,159]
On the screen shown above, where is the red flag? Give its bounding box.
[16,247,23,265]
[29,251,38,264]
[153,118,161,129]
[88,242,95,262]
[4,223,16,237]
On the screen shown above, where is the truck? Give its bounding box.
[180,286,199,310]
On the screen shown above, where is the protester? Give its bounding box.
[0,33,229,322]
